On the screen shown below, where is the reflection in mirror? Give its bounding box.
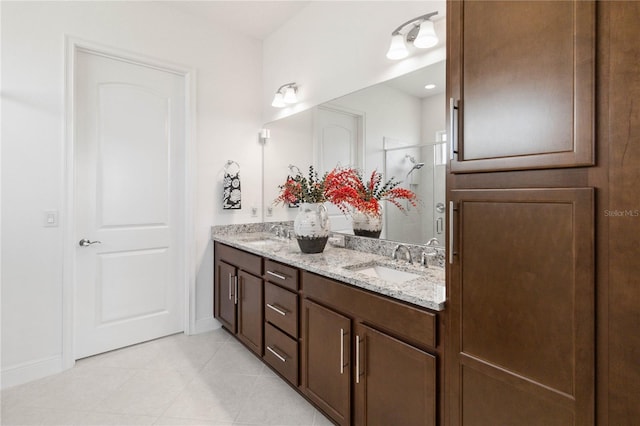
[263,59,446,247]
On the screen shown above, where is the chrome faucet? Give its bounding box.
[392,244,413,264]
[269,224,282,237]
[426,237,439,246]
[420,251,431,268]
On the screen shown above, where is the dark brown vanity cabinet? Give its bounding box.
[263,259,300,386]
[214,242,263,355]
[302,271,439,426]
[448,0,595,173]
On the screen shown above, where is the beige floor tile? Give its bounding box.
[4,365,136,412]
[0,330,331,426]
[163,372,258,423]
[202,342,264,377]
[234,376,316,426]
[154,416,234,425]
[95,369,194,416]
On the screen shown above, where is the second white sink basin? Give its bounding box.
[348,263,421,283]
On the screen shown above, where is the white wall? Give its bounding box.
[262,1,446,123]
[1,1,263,388]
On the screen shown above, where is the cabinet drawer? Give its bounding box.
[265,282,298,337]
[264,322,298,386]
[215,242,262,276]
[264,259,299,291]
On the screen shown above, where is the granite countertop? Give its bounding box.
[211,230,446,311]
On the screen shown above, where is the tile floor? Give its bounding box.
[1,329,334,426]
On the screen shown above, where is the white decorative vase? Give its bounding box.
[351,210,383,238]
[294,203,330,253]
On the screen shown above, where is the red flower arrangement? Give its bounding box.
[274,166,328,205]
[325,167,417,217]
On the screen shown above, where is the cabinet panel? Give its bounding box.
[302,299,351,426]
[461,366,573,426]
[216,242,262,276]
[448,188,594,425]
[448,0,594,172]
[605,2,640,423]
[237,270,263,355]
[264,259,299,291]
[264,322,298,386]
[265,281,298,338]
[214,260,236,333]
[355,324,436,426]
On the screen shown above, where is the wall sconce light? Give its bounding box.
[259,128,271,143]
[271,82,298,108]
[386,11,439,60]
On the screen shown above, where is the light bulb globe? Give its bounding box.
[413,20,438,49]
[386,34,409,60]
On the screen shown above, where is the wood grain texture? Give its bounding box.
[354,324,437,426]
[606,2,640,423]
[449,188,594,425]
[237,270,263,355]
[450,0,595,173]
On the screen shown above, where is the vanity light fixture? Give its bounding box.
[272,82,298,108]
[386,11,439,60]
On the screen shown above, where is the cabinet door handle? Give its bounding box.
[355,335,363,384]
[449,201,456,264]
[266,303,288,316]
[266,270,287,281]
[234,276,239,305]
[340,328,345,374]
[266,346,287,363]
[449,98,459,160]
[228,273,233,301]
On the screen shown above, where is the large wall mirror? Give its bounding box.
[263,59,446,247]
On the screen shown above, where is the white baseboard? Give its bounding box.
[1,355,63,390]
[192,316,220,334]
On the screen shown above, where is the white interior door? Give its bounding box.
[74,49,185,359]
[315,106,362,233]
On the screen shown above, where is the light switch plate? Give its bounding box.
[44,210,58,227]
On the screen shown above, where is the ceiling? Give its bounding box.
[163,1,310,40]
[383,60,446,99]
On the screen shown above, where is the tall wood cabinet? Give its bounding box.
[447,0,596,424]
[446,1,640,424]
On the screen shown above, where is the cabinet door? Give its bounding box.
[237,270,263,355]
[354,324,436,426]
[448,188,594,425]
[302,299,351,426]
[214,260,236,333]
[448,0,594,173]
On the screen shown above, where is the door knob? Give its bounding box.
[79,239,102,247]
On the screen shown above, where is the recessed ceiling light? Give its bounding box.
[424,84,436,90]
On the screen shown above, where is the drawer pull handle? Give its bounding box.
[266,303,288,316]
[267,346,287,363]
[228,273,233,301]
[266,270,287,281]
[340,328,346,374]
[449,97,459,160]
[356,335,362,384]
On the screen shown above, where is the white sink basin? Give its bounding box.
[348,263,421,283]
[237,234,286,248]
